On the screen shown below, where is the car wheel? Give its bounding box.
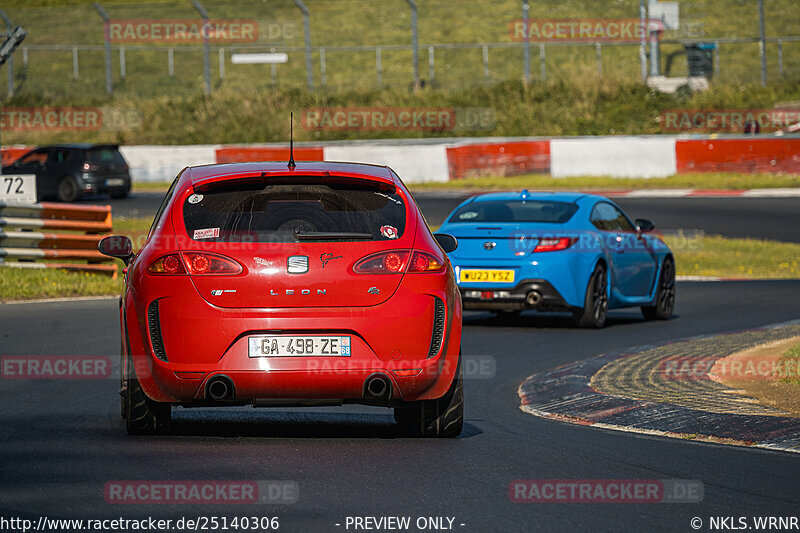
[57,176,80,203]
[420,357,463,438]
[642,258,675,320]
[124,355,171,435]
[573,264,608,328]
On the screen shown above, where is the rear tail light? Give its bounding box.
[353,250,445,274]
[533,237,577,252]
[81,163,99,171]
[148,253,186,275]
[183,252,242,275]
[148,252,242,276]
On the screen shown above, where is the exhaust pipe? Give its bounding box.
[526,290,543,307]
[363,373,393,401]
[206,375,235,402]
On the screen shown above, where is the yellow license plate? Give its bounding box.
[459,269,515,283]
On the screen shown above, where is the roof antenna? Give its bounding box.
[288,112,296,170]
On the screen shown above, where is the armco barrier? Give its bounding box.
[675,138,800,173]
[0,202,117,277]
[216,146,324,163]
[446,140,550,179]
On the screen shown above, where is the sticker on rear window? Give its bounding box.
[188,193,204,204]
[193,227,220,239]
[458,211,478,220]
[381,225,399,239]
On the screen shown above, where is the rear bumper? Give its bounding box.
[460,279,572,311]
[77,173,131,193]
[125,274,462,405]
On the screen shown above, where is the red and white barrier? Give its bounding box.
[3,136,799,184]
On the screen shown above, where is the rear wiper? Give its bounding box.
[294,230,373,241]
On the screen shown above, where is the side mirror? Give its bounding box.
[635,219,655,232]
[98,235,134,264]
[433,233,458,253]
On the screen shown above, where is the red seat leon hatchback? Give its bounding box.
[99,162,463,437]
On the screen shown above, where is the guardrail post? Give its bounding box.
[405,0,420,90]
[758,0,767,86]
[320,47,326,87]
[714,41,720,79]
[218,47,225,79]
[72,46,79,79]
[93,3,113,94]
[428,45,434,84]
[291,0,314,90]
[522,0,530,84]
[119,47,126,79]
[482,44,489,79]
[777,39,783,76]
[168,47,174,76]
[376,47,382,87]
[0,9,15,96]
[192,0,211,94]
[539,43,546,80]
[639,0,647,81]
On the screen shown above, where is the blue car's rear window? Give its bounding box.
[450,200,578,224]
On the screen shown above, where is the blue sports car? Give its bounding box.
[437,191,675,328]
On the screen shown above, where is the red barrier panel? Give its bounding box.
[446,141,550,180]
[676,138,800,173]
[1,146,32,166]
[216,146,324,164]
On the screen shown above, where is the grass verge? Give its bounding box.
[1,221,799,301]
[782,343,800,388]
[411,172,800,191]
[133,172,800,194]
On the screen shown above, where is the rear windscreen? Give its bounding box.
[86,148,126,165]
[183,182,407,242]
[450,200,578,224]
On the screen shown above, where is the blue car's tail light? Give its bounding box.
[534,237,577,252]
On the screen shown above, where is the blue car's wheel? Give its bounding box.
[642,258,675,320]
[573,264,608,328]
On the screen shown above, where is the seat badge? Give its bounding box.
[287,256,309,274]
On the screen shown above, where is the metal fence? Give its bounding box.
[1,0,799,98]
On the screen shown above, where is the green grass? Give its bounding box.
[667,234,800,279]
[5,79,800,146]
[2,217,799,301]
[411,172,800,191]
[781,343,800,387]
[134,172,800,194]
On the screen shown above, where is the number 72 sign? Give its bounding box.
[0,174,37,204]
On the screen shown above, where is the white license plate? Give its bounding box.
[106,178,126,186]
[248,336,351,357]
[0,174,37,204]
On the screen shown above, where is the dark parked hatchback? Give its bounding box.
[2,144,131,202]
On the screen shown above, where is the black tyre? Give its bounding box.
[57,176,80,203]
[124,356,171,435]
[393,358,463,438]
[573,264,608,328]
[642,257,676,320]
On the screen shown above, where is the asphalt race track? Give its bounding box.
[102,192,800,243]
[2,190,800,531]
[2,282,800,531]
